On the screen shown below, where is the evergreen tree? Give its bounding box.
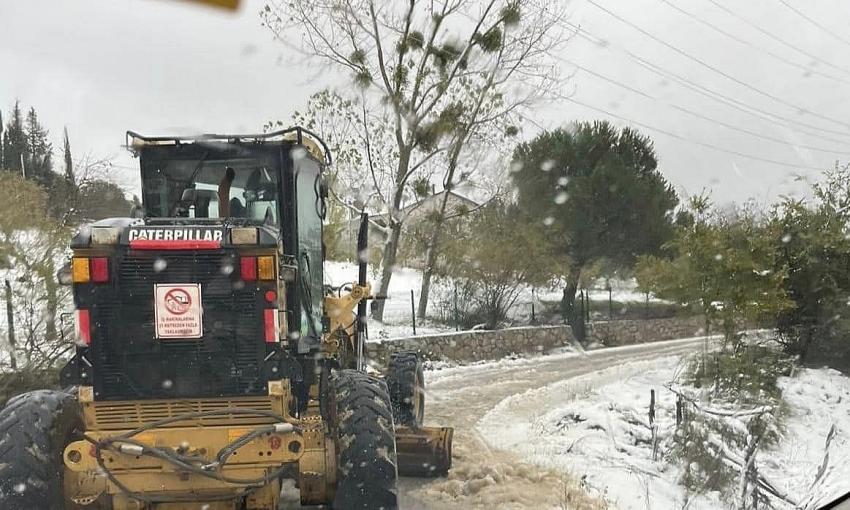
[511,121,679,323]
[62,127,74,182]
[2,102,27,175]
[24,107,53,185]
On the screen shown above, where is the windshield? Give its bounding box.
[6,1,850,509]
[141,156,280,224]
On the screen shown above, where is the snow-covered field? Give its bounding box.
[325,261,668,340]
[477,355,850,509]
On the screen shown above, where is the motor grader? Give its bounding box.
[0,128,452,509]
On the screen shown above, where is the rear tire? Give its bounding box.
[0,390,82,510]
[331,370,398,510]
[386,352,425,428]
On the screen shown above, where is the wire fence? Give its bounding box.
[398,285,682,336]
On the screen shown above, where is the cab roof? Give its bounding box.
[126,127,330,165]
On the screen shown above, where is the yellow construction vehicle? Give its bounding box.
[0,128,451,509]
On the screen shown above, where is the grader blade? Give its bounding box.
[395,426,453,477]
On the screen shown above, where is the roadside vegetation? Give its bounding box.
[630,167,850,503]
[0,102,131,398]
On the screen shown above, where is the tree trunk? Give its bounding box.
[4,280,16,371]
[371,148,412,322]
[416,190,452,319]
[561,265,582,325]
[371,221,403,321]
[43,274,57,343]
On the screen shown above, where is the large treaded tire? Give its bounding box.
[331,370,399,510]
[0,389,82,510]
[386,352,424,428]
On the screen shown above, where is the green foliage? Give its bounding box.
[500,2,521,26]
[349,48,366,65]
[428,42,461,70]
[672,345,791,498]
[685,344,793,406]
[0,172,50,241]
[76,180,133,220]
[0,368,60,406]
[512,121,678,319]
[2,102,28,175]
[62,127,74,182]
[354,69,372,88]
[0,171,72,355]
[636,196,790,345]
[770,167,850,366]
[407,31,424,50]
[24,107,53,187]
[472,27,503,53]
[437,200,557,328]
[411,177,431,199]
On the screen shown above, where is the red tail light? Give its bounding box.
[240,257,257,281]
[264,309,278,343]
[75,309,91,346]
[90,258,109,283]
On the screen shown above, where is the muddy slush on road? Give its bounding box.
[396,336,713,509]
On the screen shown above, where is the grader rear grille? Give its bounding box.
[86,397,277,430]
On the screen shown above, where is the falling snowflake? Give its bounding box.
[153,258,167,273]
[554,192,568,205]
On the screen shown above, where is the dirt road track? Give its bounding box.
[398,336,711,509]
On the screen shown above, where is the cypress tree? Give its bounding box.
[62,126,74,183]
[24,107,53,185]
[2,102,27,175]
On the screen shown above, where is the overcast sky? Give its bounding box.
[1,0,849,206]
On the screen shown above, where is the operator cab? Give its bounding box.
[60,129,330,406]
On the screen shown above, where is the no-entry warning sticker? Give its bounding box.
[154,284,203,339]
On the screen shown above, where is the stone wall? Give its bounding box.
[366,325,575,364]
[366,316,707,364]
[587,316,706,346]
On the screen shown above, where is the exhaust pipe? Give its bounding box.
[395,426,453,477]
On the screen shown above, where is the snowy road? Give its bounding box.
[399,336,714,509]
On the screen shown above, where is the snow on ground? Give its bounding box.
[423,346,582,385]
[536,277,667,305]
[764,367,850,509]
[477,355,712,509]
[477,354,850,510]
[325,260,669,339]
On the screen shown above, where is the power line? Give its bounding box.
[775,0,850,50]
[558,18,850,143]
[555,56,653,100]
[552,53,850,155]
[658,0,850,85]
[706,0,850,77]
[585,0,850,131]
[553,92,825,171]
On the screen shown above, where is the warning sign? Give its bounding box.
[154,284,203,339]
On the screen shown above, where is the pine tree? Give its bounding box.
[62,127,74,183]
[2,102,27,175]
[24,107,53,185]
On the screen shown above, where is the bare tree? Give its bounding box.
[263,0,567,320]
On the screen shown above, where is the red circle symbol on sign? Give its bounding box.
[163,288,192,315]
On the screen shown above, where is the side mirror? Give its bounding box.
[280,264,298,283]
[57,262,72,286]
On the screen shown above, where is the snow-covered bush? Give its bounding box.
[670,344,793,502]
